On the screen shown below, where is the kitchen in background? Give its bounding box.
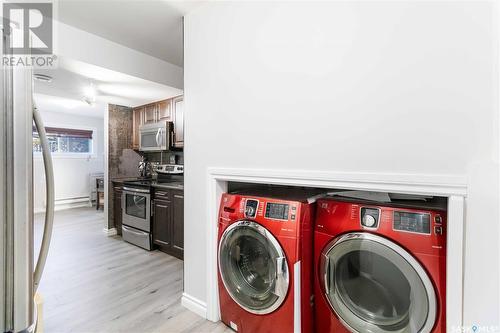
[108,95,184,259]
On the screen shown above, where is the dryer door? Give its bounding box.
[320,232,437,333]
[218,220,289,315]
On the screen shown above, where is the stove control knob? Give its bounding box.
[362,214,376,228]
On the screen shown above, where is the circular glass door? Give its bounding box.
[320,233,437,333]
[218,220,289,315]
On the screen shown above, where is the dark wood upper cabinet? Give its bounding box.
[157,100,172,122]
[130,96,183,150]
[153,199,172,247]
[172,96,184,148]
[143,104,157,124]
[132,107,143,150]
[171,191,184,258]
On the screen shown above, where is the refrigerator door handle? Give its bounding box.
[32,104,55,291]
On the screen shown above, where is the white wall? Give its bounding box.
[34,109,105,213]
[184,1,499,328]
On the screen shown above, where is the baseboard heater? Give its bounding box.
[53,196,90,206]
[36,196,91,214]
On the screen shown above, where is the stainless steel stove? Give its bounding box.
[121,164,183,250]
[121,184,152,250]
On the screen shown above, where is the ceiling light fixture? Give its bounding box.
[33,73,53,83]
[83,82,97,106]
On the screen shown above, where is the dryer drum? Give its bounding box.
[320,232,437,333]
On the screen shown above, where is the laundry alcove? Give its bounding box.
[186,167,466,331]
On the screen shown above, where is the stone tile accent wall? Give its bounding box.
[108,104,142,229]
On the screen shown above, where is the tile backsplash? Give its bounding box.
[143,151,184,165]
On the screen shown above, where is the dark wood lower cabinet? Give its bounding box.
[153,189,183,260]
[113,186,123,235]
[153,199,172,247]
[171,192,184,259]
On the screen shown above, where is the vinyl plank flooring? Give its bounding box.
[34,207,227,333]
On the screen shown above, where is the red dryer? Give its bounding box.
[314,199,446,333]
[218,190,317,333]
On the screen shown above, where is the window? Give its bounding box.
[33,126,93,154]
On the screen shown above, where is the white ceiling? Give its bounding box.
[34,58,183,117]
[34,93,107,118]
[57,0,204,67]
[32,0,199,118]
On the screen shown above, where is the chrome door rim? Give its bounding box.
[319,232,437,333]
[218,220,289,315]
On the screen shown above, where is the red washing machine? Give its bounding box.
[314,199,446,333]
[218,190,317,333]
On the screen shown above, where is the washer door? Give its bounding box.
[319,233,437,333]
[218,220,289,315]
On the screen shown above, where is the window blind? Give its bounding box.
[33,126,93,139]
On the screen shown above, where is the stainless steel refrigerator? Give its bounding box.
[1,25,55,333]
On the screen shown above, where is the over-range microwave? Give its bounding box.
[139,121,172,151]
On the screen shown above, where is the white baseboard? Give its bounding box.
[55,197,91,212]
[181,293,207,319]
[54,202,90,212]
[34,197,92,214]
[103,228,117,236]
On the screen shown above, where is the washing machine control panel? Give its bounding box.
[393,211,431,235]
[242,197,299,222]
[360,207,380,229]
[244,199,259,218]
[265,202,290,221]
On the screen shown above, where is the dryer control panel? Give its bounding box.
[316,199,447,256]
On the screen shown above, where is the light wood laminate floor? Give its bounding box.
[35,207,230,333]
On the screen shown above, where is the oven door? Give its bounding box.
[122,188,151,232]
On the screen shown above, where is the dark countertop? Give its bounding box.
[111,177,184,191]
[110,177,146,184]
[151,182,184,191]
